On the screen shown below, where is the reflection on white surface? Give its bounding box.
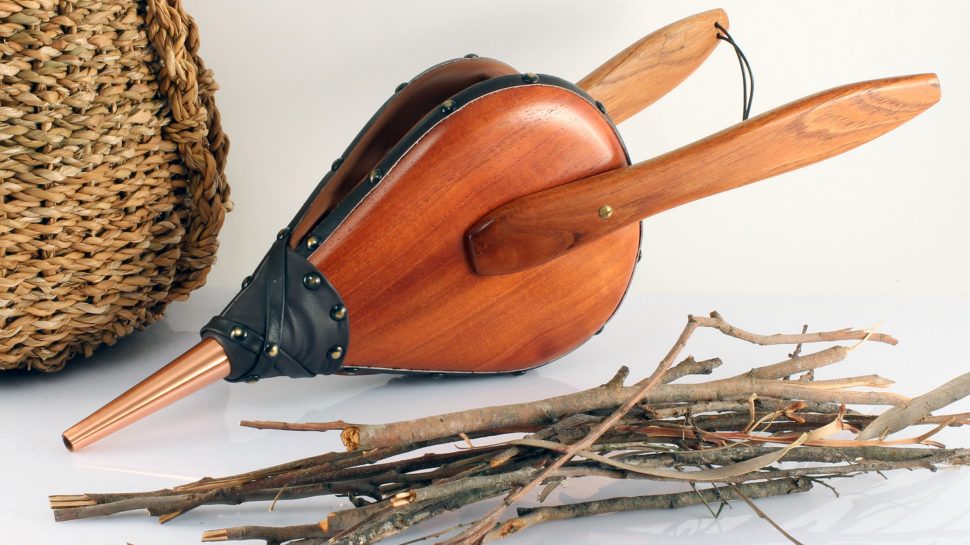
[3,287,970,544]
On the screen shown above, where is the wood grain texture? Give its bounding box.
[289,57,518,247]
[467,73,941,275]
[577,9,727,124]
[309,85,639,372]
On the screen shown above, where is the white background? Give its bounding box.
[3,1,970,544]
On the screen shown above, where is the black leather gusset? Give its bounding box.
[200,232,349,382]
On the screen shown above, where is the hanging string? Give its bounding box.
[715,22,754,120]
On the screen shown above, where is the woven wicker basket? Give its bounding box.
[0,0,229,372]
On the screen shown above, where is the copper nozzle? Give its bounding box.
[62,338,231,451]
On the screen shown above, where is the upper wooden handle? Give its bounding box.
[467,73,941,275]
[578,9,728,124]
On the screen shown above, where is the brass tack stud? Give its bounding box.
[328,345,345,361]
[303,273,322,290]
[440,99,455,113]
[598,205,614,219]
[368,168,383,184]
[595,100,607,114]
[394,81,408,93]
[240,275,252,289]
[306,235,321,250]
[463,53,479,58]
[522,72,539,83]
[331,304,347,321]
[331,157,344,171]
[277,228,289,240]
[245,376,259,383]
[230,326,246,339]
[265,344,280,358]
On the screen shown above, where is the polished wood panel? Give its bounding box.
[309,86,639,372]
[578,9,727,124]
[290,57,518,246]
[467,74,941,275]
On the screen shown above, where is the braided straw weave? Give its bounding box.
[0,0,230,372]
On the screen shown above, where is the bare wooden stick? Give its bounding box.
[858,372,970,440]
[240,420,355,432]
[744,346,849,380]
[692,311,897,346]
[662,356,723,383]
[482,478,812,542]
[333,374,906,453]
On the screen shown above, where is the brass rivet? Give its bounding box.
[230,326,246,339]
[331,157,344,171]
[463,53,479,59]
[240,275,252,289]
[328,345,345,360]
[331,304,347,321]
[343,367,358,375]
[368,168,383,184]
[265,344,280,358]
[522,72,539,83]
[595,100,607,114]
[440,99,455,113]
[277,228,289,240]
[306,235,321,250]
[303,273,322,290]
[598,205,614,219]
[394,81,408,93]
[245,375,259,383]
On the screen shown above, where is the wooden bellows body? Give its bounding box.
[311,79,638,372]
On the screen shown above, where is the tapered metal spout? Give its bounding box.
[62,338,231,451]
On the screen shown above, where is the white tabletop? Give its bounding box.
[4,287,970,544]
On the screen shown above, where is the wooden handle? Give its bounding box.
[467,74,941,275]
[578,9,728,124]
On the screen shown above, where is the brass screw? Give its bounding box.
[230,326,246,339]
[265,344,280,358]
[303,273,322,290]
[598,205,614,219]
[306,235,321,250]
[328,345,345,360]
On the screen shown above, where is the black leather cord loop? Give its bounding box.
[715,22,755,121]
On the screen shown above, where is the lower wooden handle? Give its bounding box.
[467,73,941,276]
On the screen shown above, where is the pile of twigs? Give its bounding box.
[50,312,970,544]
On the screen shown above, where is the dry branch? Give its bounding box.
[858,372,970,440]
[483,478,812,541]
